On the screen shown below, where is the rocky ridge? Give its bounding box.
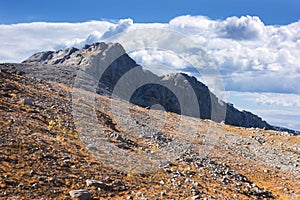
[20,42,281,131]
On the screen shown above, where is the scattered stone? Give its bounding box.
[3,83,15,90]
[86,179,107,189]
[69,189,91,200]
[173,171,182,178]
[86,144,97,151]
[117,143,130,149]
[49,177,57,183]
[276,166,281,170]
[126,196,133,200]
[135,192,143,197]
[294,163,298,167]
[177,181,182,186]
[112,179,125,186]
[16,70,25,76]
[191,188,200,195]
[221,177,230,184]
[163,167,172,173]
[22,97,34,105]
[29,170,35,176]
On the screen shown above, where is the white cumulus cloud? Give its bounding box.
[0,21,112,62]
[100,18,133,40]
[255,93,300,107]
[218,15,266,40]
[0,15,299,96]
[1,15,300,130]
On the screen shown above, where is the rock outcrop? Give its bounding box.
[22,42,270,129]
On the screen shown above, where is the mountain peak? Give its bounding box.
[18,42,299,133]
[22,42,126,66]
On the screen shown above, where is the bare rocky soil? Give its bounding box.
[1,65,300,199]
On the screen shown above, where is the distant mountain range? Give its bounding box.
[19,42,297,134]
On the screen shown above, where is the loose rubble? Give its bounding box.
[0,65,299,199]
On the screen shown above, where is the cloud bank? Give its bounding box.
[1,15,299,130]
[0,15,299,96]
[227,92,300,130]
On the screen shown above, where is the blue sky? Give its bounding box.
[1,0,300,25]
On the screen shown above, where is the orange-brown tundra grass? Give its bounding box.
[0,68,299,199]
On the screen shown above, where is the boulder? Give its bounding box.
[69,189,91,200]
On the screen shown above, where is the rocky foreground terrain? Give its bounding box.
[1,61,300,199]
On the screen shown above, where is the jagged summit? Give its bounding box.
[22,42,126,66]
[18,42,293,131]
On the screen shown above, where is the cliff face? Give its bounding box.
[21,42,270,129]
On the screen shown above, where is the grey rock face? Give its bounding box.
[127,72,269,129]
[225,104,270,129]
[21,42,271,130]
[22,43,118,66]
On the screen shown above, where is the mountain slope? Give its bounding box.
[1,63,300,199]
